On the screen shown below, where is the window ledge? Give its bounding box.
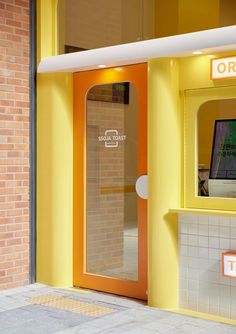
[169,208,236,217]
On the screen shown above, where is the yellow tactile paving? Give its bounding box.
[29,294,62,304]
[29,294,116,317]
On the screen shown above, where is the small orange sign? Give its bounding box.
[211,56,236,80]
[222,252,236,278]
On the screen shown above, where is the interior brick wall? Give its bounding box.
[0,0,30,289]
[87,99,125,273]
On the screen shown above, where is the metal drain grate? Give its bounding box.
[29,294,116,316]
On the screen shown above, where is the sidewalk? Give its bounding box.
[0,284,235,333]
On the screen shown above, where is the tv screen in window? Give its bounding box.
[209,119,236,179]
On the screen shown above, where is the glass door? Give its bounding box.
[73,64,147,300]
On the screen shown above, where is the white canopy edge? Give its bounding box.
[38,25,236,73]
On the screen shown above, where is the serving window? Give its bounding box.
[184,86,236,210]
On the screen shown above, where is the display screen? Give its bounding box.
[210,119,236,179]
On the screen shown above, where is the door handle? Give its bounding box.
[135,175,148,199]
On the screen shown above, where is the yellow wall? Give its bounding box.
[155,0,220,38]
[178,0,219,34]
[155,0,178,37]
[180,53,236,210]
[181,60,236,169]
[179,52,236,91]
[220,0,236,26]
[155,0,236,38]
[37,0,73,286]
[148,58,182,308]
[37,0,57,63]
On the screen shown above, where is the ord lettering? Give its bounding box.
[217,61,236,74]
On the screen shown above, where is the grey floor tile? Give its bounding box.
[0,304,89,334]
[55,324,101,334]
[142,320,176,332]
[120,308,168,325]
[200,324,236,334]
[157,314,194,326]
[183,317,218,329]
[163,323,211,334]
[82,312,138,332]
[87,321,141,334]
[123,328,157,334]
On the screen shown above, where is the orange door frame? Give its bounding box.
[73,63,147,300]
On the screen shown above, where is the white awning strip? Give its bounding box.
[38,25,236,73]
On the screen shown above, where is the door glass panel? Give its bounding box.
[86,82,138,281]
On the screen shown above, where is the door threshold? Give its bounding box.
[68,286,147,307]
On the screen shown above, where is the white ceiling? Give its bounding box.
[38,25,236,73]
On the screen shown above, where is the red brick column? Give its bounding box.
[0,0,30,289]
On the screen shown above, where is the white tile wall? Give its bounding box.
[178,214,236,320]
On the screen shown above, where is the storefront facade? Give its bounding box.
[7,0,234,326]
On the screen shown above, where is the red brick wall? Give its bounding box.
[0,0,30,289]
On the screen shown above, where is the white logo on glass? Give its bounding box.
[98,130,126,148]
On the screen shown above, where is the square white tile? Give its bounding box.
[180,245,188,256]
[180,222,188,234]
[188,223,198,235]
[230,239,236,249]
[208,271,219,284]
[219,226,230,238]
[219,216,230,227]
[179,233,188,245]
[199,224,208,236]
[198,247,208,258]
[209,216,219,226]
[188,268,199,280]
[198,215,209,225]
[189,246,198,257]
[219,306,230,318]
[219,238,230,250]
[230,217,236,226]
[209,225,219,237]
[209,237,219,249]
[231,227,236,239]
[209,249,220,260]
[199,236,208,247]
[188,235,198,246]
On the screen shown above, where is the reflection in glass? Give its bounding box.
[198,99,236,198]
[58,0,155,55]
[86,82,138,281]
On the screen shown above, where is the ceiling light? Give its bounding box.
[98,64,106,68]
[192,51,203,55]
